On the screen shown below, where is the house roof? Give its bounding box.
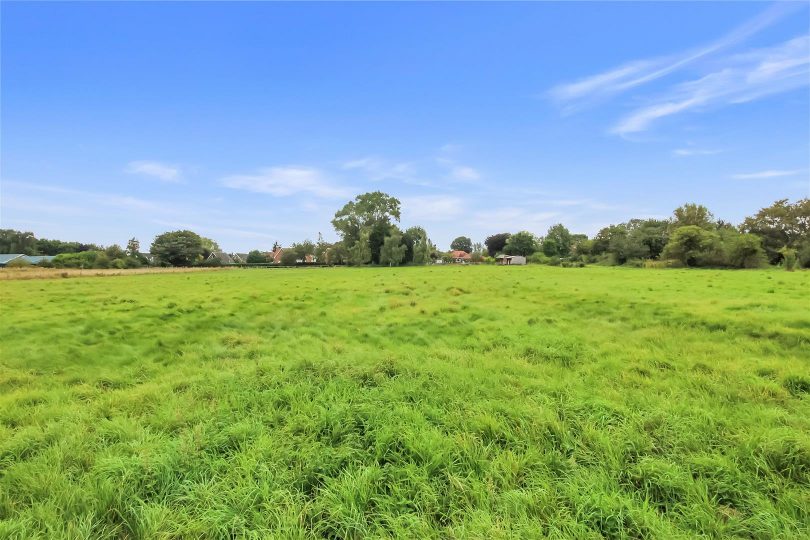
[450,250,471,259]
[209,251,234,263]
[0,254,24,265]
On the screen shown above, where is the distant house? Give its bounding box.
[450,250,472,264]
[232,253,250,264]
[269,246,314,264]
[207,251,235,265]
[0,254,56,267]
[496,254,526,265]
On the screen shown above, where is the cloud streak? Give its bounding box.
[673,148,722,156]
[611,35,810,135]
[125,160,182,182]
[548,3,797,110]
[401,195,465,222]
[221,166,352,199]
[730,169,806,180]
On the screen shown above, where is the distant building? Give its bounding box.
[232,253,250,264]
[449,250,471,264]
[496,255,526,265]
[0,254,24,267]
[0,254,56,267]
[206,251,235,265]
[269,246,314,264]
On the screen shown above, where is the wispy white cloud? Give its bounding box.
[435,157,482,184]
[152,219,279,240]
[401,195,465,222]
[221,166,352,199]
[672,148,723,156]
[548,3,796,110]
[342,157,418,183]
[450,165,481,182]
[125,160,182,182]
[477,207,561,232]
[611,35,810,135]
[2,180,167,212]
[730,169,806,179]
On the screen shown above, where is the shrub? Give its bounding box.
[52,251,101,268]
[798,242,810,269]
[124,257,143,269]
[662,226,718,267]
[779,247,797,271]
[726,234,766,268]
[281,251,299,266]
[528,253,550,264]
[5,258,31,268]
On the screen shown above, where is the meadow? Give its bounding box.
[0,265,808,539]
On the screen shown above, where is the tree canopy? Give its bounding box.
[150,230,206,266]
[484,233,510,257]
[504,231,539,256]
[332,192,401,264]
[450,236,472,253]
[380,231,407,266]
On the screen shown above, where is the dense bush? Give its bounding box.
[5,258,31,268]
[280,251,299,266]
[725,234,766,268]
[51,250,145,269]
[780,248,797,271]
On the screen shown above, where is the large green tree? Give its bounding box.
[150,230,206,266]
[380,232,407,266]
[0,229,37,254]
[724,233,766,269]
[404,226,432,264]
[671,203,715,230]
[332,192,401,264]
[450,236,472,253]
[740,198,810,263]
[662,226,718,266]
[292,240,315,263]
[199,237,221,257]
[504,231,539,256]
[484,233,511,257]
[628,219,669,259]
[542,224,572,257]
[347,230,372,266]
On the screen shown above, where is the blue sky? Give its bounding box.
[2,2,808,252]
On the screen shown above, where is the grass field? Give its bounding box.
[1,266,808,539]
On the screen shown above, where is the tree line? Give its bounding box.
[2,195,807,269]
[476,199,809,269]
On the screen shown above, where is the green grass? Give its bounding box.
[1,266,808,539]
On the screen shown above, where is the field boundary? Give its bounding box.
[0,266,233,281]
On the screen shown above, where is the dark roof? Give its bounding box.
[209,251,234,264]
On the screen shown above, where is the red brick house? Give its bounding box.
[267,246,314,264]
[450,250,471,264]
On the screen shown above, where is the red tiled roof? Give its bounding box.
[450,250,471,259]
